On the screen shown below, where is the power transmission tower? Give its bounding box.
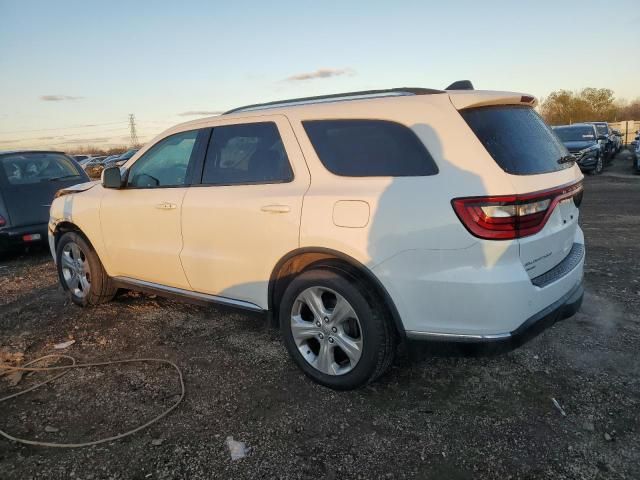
[129,114,140,147]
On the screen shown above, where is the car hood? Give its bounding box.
[55,180,100,197]
[563,140,597,151]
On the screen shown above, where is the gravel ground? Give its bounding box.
[1,152,639,480]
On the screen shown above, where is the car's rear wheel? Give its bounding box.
[279,269,395,390]
[56,232,117,307]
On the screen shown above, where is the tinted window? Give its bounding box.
[303,120,437,177]
[128,130,197,188]
[460,106,569,175]
[553,126,595,142]
[1,153,81,185]
[202,122,292,185]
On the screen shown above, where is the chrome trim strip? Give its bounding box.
[113,277,264,312]
[405,330,511,342]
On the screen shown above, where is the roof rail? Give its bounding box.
[223,87,444,115]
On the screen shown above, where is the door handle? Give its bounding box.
[261,204,291,213]
[155,202,177,210]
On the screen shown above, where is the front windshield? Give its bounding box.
[594,124,608,136]
[554,126,595,142]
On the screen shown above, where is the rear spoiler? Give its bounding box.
[447,90,538,110]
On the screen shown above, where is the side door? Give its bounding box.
[180,116,310,308]
[100,129,205,289]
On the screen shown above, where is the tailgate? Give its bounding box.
[458,102,584,280]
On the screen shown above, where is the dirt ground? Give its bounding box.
[1,152,639,480]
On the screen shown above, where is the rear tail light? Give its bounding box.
[452,182,583,240]
[0,215,5,227]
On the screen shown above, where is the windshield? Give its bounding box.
[1,153,81,185]
[594,124,608,136]
[553,126,595,142]
[460,106,569,175]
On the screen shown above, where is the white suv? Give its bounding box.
[48,83,585,389]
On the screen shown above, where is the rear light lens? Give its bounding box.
[452,182,583,240]
[0,215,5,227]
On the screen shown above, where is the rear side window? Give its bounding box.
[303,120,438,177]
[1,153,82,185]
[202,122,292,185]
[460,106,570,175]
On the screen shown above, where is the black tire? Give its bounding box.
[56,231,117,307]
[591,154,603,175]
[279,268,395,390]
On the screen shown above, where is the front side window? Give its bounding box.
[302,119,438,177]
[1,153,82,185]
[202,122,292,185]
[127,130,198,188]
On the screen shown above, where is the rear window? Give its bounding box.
[302,120,438,177]
[460,106,570,175]
[1,153,82,185]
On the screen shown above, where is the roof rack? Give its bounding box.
[223,87,444,115]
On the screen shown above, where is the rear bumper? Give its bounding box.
[0,223,48,250]
[406,279,583,349]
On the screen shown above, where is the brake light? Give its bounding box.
[0,215,5,227]
[452,182,583,240]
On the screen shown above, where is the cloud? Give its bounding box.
[177,110,224,117]
[285,68,355,81]
[60,137,111,145]
[40,95,83,102]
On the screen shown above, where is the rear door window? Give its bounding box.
[202,122,293,185]
[460,106,570,175]
[303,119,438,177]
[1,153,82,185]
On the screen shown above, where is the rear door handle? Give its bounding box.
[261,204,291,213]
[155,202,177,210]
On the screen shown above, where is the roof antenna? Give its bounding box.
[445,80,474,90]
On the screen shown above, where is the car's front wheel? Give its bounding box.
[56,232,117,306]
[280,269,395,390]
[592,154,603,175]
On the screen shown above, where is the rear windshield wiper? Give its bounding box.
[557,154,576,165]
[45,174,81,182]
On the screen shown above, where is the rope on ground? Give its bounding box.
[0,355,185,448]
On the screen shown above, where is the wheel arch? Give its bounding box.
[268,247,406,339]
[53,221,96,253]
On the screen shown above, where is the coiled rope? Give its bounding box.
[0,354,184,448]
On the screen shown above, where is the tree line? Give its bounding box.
[540,88,640,126]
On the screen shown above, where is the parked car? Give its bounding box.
[0,150,89,252]
[611,129,623,154]
[634,132,640,173]
[552,123,604,174]
[590,122,615,160]
[48,84,585,389]
[104,149,139,168]
[84,155,120,179]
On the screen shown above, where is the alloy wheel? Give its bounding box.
[290,286,363,376]
[61,241,91,298]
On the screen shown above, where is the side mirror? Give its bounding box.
[102,166,124,189]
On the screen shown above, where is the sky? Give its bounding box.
[0,0,638,151]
